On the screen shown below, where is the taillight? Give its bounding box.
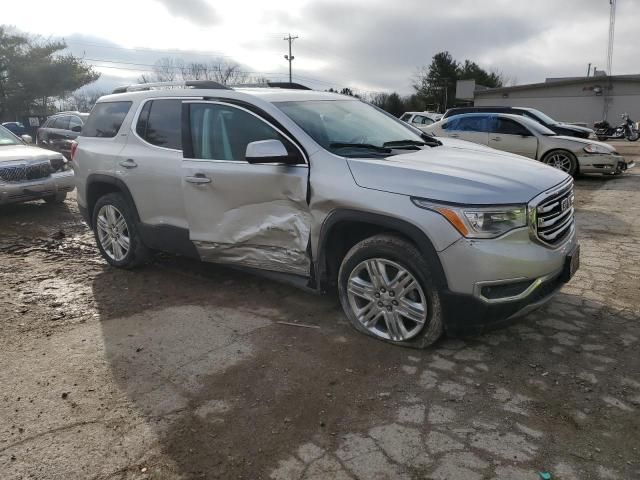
[70,141,78,162]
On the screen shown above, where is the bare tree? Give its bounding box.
[139,57,252,85]
[60,89,108,112]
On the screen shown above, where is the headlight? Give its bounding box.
[412,199,527,238]
[583,144,612,154]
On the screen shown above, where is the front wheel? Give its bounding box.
[338,234,443,349]
[625,130,639,142]
[542,150,578,177]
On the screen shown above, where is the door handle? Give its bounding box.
[491,137,501,141]
[449,133,460,138]
[119,159,138,169]
[185,174,212,185]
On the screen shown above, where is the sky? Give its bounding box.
[3,0,638,95]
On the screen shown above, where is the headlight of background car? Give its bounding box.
[583,144,612,154]
[412,198,527,238]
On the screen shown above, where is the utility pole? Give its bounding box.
[606,0,616,75]
[587,63,591,77]
[283,34,298,84]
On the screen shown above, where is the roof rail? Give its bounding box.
[112,80,231,94]
[228,81,311,90]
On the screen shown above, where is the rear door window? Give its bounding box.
[400,113,412,122]
[82,102,132,138]
[136,99,182,150]
[69,116,83,131]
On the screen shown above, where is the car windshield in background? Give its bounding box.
[276,100,426,157]
[0,126,21,146]
[518,116,557,136]
[524,108,558,125]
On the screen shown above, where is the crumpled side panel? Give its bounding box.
[194,200,311,276]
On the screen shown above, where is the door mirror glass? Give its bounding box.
[246,139,297,164]
[21,134,33,144]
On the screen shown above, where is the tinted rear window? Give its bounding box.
[136,99,182,149]
[53,116,70,130]
[82,102,132,138]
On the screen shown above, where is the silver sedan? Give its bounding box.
[424,113,634,176]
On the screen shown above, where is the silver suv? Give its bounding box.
[73,81,579,348]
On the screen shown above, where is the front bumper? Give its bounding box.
[437,222,578,334]
[441,272,565,335]
[577,153,634,174]
[0,170,75,205]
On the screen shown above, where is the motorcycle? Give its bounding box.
[594,113,640,142]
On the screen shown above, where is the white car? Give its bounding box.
[400,111,442,130]
[424,113,634,176]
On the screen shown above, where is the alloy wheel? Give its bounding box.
[96,204,130,262]
[346,258,427,341]
[545,152,573,173]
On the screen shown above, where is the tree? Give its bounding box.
[0,26,99,120]
[60,89,109,112]
[413,51,504,111]
[139,57,252,85]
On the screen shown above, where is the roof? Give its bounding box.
[475,74,640,95]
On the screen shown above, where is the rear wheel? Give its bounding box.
[92,193,149,268]
[338,234,443,349]
[597,135,608,142]
[542,150,578,177]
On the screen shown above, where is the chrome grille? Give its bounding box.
[533,179,575,246]
[0,161,51,183]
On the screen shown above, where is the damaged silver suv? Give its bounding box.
[74,81,579,348]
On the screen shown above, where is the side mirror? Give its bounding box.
[245,139,300,164]
[21,134,33,144]
[71,125,82,133]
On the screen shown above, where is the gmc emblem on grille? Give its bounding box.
[561,198,570,211]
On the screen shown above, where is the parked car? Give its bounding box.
[74,81,580,348]
[0,124,74,205]
[400,111,442,129]
[2,122,28,137]
[442,106,594,139]
[37,111,89,158]
[425,113,632,176]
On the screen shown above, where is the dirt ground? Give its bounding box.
[1,142,639,480]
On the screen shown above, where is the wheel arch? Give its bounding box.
[85,174,140,227]
[314,209,448,292]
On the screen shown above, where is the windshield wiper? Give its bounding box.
[329,143,392,153]
[382,140,426,149]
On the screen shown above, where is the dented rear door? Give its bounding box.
[181,101,311,276]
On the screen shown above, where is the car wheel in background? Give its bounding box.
[542,150,578,177]
[92,193,149,268]
[338,234,443,349]
[44,192,67,204]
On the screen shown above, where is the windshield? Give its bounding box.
[0,126,22,146]
[523,108,557,125]
[276,100,426,156]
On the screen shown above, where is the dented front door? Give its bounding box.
[181,101,311,276]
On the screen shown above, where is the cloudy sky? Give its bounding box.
[3,0,637,95]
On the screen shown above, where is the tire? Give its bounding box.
[541,150,578,177]
[337,234,443,349]
[92,192,149,268]
[597,135,608,142]
[44,192,67,204]
[625,131,639,142]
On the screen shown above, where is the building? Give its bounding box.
[456,74,640,126]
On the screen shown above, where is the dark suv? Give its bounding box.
[37,111,89,158]
[442,107,593,139]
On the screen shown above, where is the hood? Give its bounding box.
[0,145,63,163]
[550,136,616,152]
[347,145,569,205]
[555,123,594,134]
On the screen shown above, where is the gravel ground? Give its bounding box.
[1,142,639,480]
